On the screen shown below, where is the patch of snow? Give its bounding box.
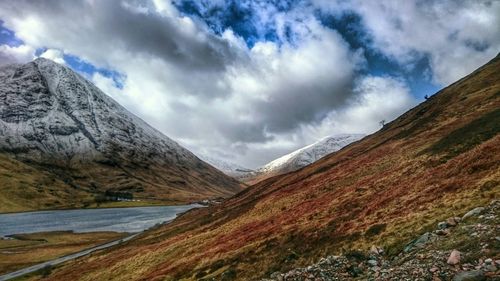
[198,154,254,178]
[257,134,365,176]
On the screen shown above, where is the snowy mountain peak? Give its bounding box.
[198,154,254,178]
[0,59,241,202]
[259,134,365,173]
[241,134,365,184]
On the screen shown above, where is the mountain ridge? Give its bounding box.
[240,134,365,184]
[198,154,255,178]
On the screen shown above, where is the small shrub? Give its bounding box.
[480,180,498,191]
[365,223,387,237]
[286,251,298,262]
[220,267,237,281]
[345,250,366,261]
[209,260,225,273]
[194,270,207,279]
[40,265,52,277]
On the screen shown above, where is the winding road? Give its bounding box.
[0,233,139,281]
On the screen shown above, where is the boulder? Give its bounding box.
[452,270,486,281]
[447,250,461,265]
[438,221,448,229]
[436,229,450,236]
[462,207,485,220]
[446,217,458,227]
[370,245,383,255]
[404,232,432,252]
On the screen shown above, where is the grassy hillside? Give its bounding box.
[0,153,96,213]
[0,148,244,213]
[0,150,241,213]
[0,231,127,275]
[37,54,500,280]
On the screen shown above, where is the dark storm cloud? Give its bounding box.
[253,74,354,133]
[1,0,244,72]
[218,121,272,143]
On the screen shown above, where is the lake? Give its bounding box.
[0,204,202,237]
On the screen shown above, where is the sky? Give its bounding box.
[0,0,498,168]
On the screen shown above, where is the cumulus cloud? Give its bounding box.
[0,0,371,167]
[313,0,500,85]
[0,44,34,65]
[308,75,416,136]
[39,48,65,64]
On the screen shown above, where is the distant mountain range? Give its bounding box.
[199,154,255,178]
[250,134,364,182]
[0,58,241,212]
[210,134,364,184]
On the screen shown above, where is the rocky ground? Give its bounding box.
[263,200,500,281]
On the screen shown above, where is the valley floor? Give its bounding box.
[0,231,128,276]
[263,200,500,280]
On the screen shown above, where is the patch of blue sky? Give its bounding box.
[173,0,296,48]
[33,47,125,89]
[318,11,441,100]
[64,54,125,89]
[0,21,23,46]
[1,22,124,89]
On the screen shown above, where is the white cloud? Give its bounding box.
[0,44,35,65]
[39,48,65,64]
[313,0,500,85]
[308,75,416,137]
[0,0,371,167]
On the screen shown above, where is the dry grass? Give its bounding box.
[0,231,127,275]
[0,154,186,213]
[0,151,242,213]
[0,154,95,213]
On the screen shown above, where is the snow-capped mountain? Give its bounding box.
[198,154,254,178]
[242,134,365,184]
[0,58,241,204]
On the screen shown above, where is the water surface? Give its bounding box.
[0,204,201,237]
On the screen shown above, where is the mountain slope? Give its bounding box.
[40,54,499,281]
[199,154,255,179]
[242,134,364,184]
[0,58,242,212]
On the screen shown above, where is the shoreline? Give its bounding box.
[0,200,201,215]
[0,206,200,281]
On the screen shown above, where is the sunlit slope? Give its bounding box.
[44,54,499,281]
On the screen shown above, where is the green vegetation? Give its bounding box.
[364,223,387,237]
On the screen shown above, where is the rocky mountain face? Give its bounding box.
[0,58,241,211]
[242,134,365,184]
[34,54,500,281]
